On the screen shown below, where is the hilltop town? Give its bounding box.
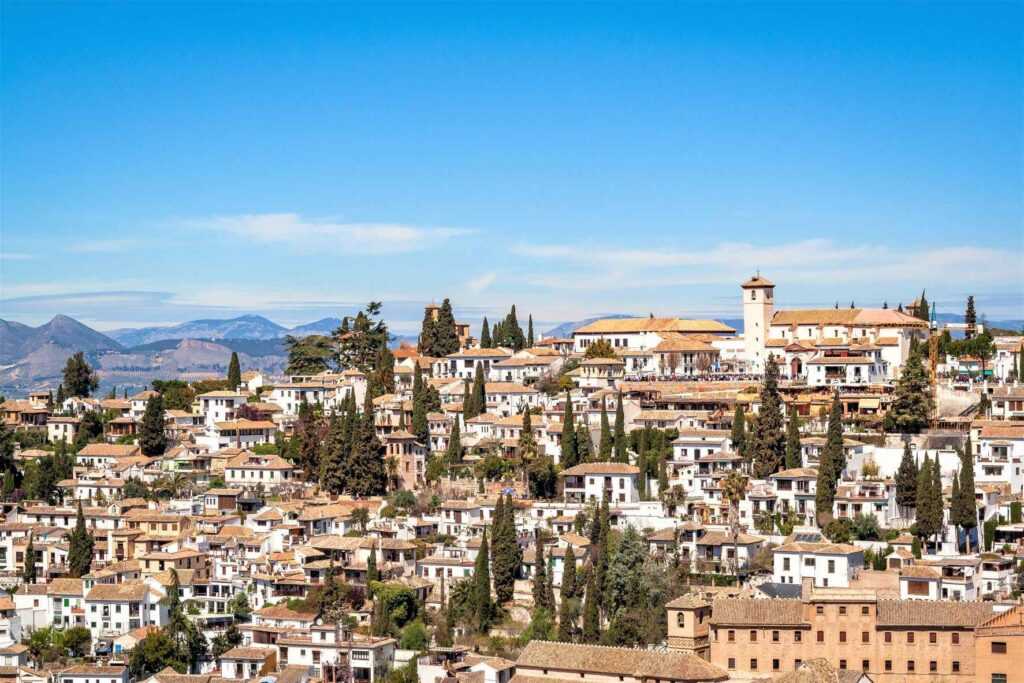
[0,276,1022,683]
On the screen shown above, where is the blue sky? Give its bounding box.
[2,1,1022,334]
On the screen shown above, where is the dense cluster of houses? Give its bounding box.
[1,276,1023,683]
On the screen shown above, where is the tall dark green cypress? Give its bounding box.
[67,500,94,578]
[474,530,494,631]
[23,534,36,584]
[599,401,612,459]
[462,380,474,420]
[731,405,747,460]
[139,395,167,456]
[964,296,977,338]
[613,392,627,463]
[491,496,516,604]
[750,356,786,478]
[784,407,801,469]
[471,364,487,416]
[533,539,550,610]
[419,307,437,357]
[347,392,387,496]
[560,392,578,468]
[411,366,429,444]
[480,317,492,348]
[227,352,241,389]
[956,437,977,551]
[561,545,576,599]
[527,315,535,348]
[320,412,346,494]
[582,572,600,643]
[895,441,918,516]
[434,299,460,356]
[367,547,379,583]
[445,419,462,464]
[814,393,844,520]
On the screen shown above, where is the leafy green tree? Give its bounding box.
[228,591,251,622]
[560,392,578,469]
[152,380,195,411]
[54,384,66,407]
[885,345,933,434]
[895,441,918,516]
[473,530,494,631]
[527,456,557,499]
[399,620,428,650]
[613,392,627,463]
[62,352,99,397]
[584,338,616,359]
[67,501,94,577]
[784,407,802,469]
[731,405,747,461]
[750,355,785,478]
[815,393,844,521]
[479,317,492,348]
[603,526,646,615]
[284,335,337,375]
[227,352,242,389]
[599,401,612,459]
[139,395,167,456]
[130,630,186,677]
[336,302,390,373]
[367,345,396,399]
[210,623,243,660]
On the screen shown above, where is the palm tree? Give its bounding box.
[720,470,749,575]
[155,472,190,499]
[385,456,400,491]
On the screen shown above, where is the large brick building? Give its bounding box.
[666,584,1003,682]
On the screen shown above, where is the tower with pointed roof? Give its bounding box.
[741,274,775,372]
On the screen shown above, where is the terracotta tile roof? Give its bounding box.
[221,646,274,660]
[741,275,775,288]
[76,444,140,458]
[574,317,735,335]
[47,578,84,596]
[875,600,994,627]
[980,424,1024,439]
[484,382,540,394]
[560,462,640,476]
[515,641,728,681]
[86,582,151,602]
[710,598,807,626]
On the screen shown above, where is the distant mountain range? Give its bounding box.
[106,315,342,347]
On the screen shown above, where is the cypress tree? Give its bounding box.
[434,299,460,356]
[557,582,573,642]
[895,441,918,516]
[419,307,437,356]
[582,573,600,643]
[139,395,167,456]
[471,365,487,417]
[491,321,500,348]
[593,497,609,604]
[731,405,747,461]
[227,352,241,389]
[23,534,36,584]
[320,412,346,494]
[367,547,379,583]
[950,472,962,552]
[784,407,802,469]
[462,380,474,420]
[599,401,612,459]
[347,392,387,496]
[480,317,492,348]
[915,454,941,551]
[561,545,576,599]
[519,409,537,459]
[956,438,977,551]
[473,530,494,631]
[577,424,593,463]
[814,393,844,520]
[491,496,514,603]
[964,296,977,338]
[886,346,933,434]
[445,419,462,464]
[67,501,94,578]
[55,384,66,408]
[750,355,786,478]
[613,392,627,463]
[505,305,526,351]
[560,391,578,469]
[533,540,549,610]
[527,315,535,348]
[411,366,429,444]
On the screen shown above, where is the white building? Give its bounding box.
[571,317,735,354]
[772,541,864,588]
[560,462,640,504]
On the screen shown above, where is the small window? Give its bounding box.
[816,605,824,615]
[884,660,892,672]
[992,675,1008,683]
[861,606,870,616]
[727,658,735,670]
[862,631,870,643]
[839,606,846,615]
[907,661,915,673]
[772,631,780,642]
[992,642,1007,654]
[839,660,847,670]
[839,631,847,643]
[930,632,937,644]
[728,630,735,642]
[749,630,757,642]
[817,631,824,643]
[862,660,869,671]
[952,661,960,673]
[772,658,780,671]
[930,661,937,673]
[750,659,757,671]
[884,631,892,643]
[907,632,915,644]
[952,633,960,645]
[794,631,802,643]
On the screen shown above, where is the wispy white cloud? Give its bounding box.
[0,252,34,261]
[187,213,475,254]
[67,239,139,253]
[515,239,1024,290]
[467,272,497,293]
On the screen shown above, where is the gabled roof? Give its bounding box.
[515,640,727,681]
[573,317,735,335]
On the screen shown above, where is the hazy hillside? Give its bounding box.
[107,314,288,347]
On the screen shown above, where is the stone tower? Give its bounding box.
[741,274,775,372]
[666,594,712,660]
